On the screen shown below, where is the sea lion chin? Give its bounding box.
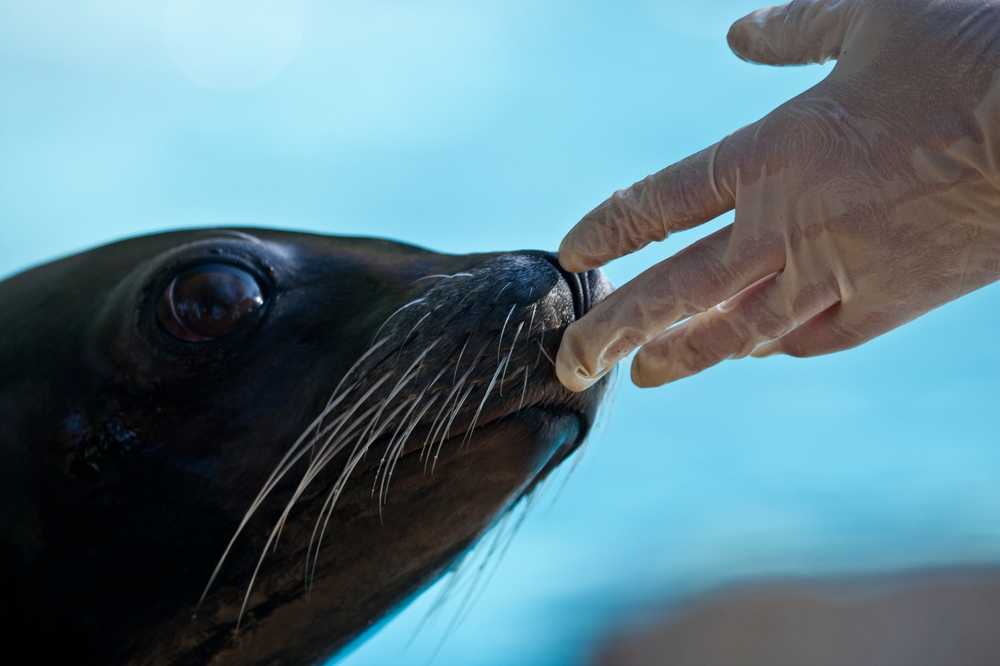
[0,228,612,666]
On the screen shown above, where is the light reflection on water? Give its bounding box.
[1,2,997,665]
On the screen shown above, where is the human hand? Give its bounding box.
[556,0,1000,392]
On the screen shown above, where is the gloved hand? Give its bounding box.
[556,0,1000,392]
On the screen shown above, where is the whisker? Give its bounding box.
[238,405,399,628]
[516,305,538,411]
[413,272,473,284]
[430,383,475,473]
[461,353,508,453]
[370,397,418,498]
[304,400,409,583]
[518,363,531,412]
[496,304,517,365]
[447,494,537,639]
[410,547,475,646]
[492,281,512,304]
[306,389,423,588]
[380,392,442,504]
[422,343,486,468]
[499,321,523,396]
[194,359,391,616]
[436,511,514,646]
[366,340,440,445]
[536,340,556,367]
[371,299,425,346]
[301,342,443,579]
[307,443,370,589]
[394,311,433,367]
[452,335,472,386]
[369,354,452,495]
[295,371,399,495]
[284,366,423,577]
[456,285,484,308]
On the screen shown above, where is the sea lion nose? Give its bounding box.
[541,252,596,321]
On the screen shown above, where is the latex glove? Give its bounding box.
[556,0,1000,392]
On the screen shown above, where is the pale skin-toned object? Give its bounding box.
[556,0,1000,392]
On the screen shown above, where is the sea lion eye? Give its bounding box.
[158,264,265,342]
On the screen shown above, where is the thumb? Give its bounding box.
[727,0,858,66]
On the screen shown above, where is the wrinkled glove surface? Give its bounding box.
[556,0,1000,392]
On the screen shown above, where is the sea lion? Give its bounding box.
[0,228,611,666]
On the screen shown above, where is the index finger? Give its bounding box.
[558,139,737,273]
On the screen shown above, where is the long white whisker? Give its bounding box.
[496,304,516,365]
[421,380,465,466]
[301,343,442,580]
[353,398,416,525]
[536,340,555,367]
[371,299,425,346]
[422,343,486,467]
[243,403,414,630]
[430,383,476,472]
[376,364,450,503]
[526,303,537,336]
[460,353,508,453]
[456,285,484,308]
[194,345,391,615]
[492,281,512,304]
[452,335,472,386]
[413,272,473,283]
[499,321,523,396]
[381,392,442,503]
[395,311,433,367]
[277,371,408,575]
[303,401,404,588]
[295,371,398,496]
[517,305,539,412]
[307,446,367,589]
[307,406,410,588]
[370,397,419,498]
[328,336,392,408]
[518,364,531,412]
[362,340,440,450]
[291,400,394,575]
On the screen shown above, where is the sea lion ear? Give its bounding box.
[157,263,267,342]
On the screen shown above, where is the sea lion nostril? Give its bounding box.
[541,253,592,321]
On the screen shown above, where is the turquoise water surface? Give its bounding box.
[2,2,997,664]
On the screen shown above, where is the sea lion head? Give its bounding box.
[0,228,611,665]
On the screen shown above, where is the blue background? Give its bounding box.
[1,2,997,664]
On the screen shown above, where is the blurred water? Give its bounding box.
[1,2,997,665]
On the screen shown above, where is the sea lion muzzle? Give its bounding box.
[0,228,612,665]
